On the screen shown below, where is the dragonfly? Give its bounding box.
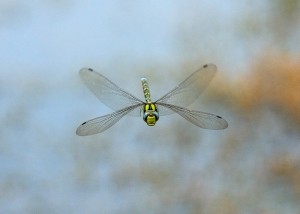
[76,64,228,136]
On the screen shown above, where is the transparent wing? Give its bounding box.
[76,104,142,136]
[158,103,228,130]
[79,68,143,116]
[155,64,217,115]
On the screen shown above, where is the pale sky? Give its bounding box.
[1,1,299,212]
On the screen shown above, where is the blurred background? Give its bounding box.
[1,0,300,213]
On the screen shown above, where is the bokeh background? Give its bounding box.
[1,0,300,213]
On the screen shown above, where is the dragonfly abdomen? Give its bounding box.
[141,78,152,103]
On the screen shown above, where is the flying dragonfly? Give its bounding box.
[76,64,228,136]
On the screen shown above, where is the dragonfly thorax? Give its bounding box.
[142,103,159,126]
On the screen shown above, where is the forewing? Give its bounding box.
[156,64,217,115]
[76,104,142,136]
[158,103,228,130]
[79,68,143,114]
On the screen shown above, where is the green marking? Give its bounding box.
[142,103,159,126]
[141,78,152,103]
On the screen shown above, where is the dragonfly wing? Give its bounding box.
[158,103,228,130]
[156,64,217,115]
[79,68,143,116]
[76,104,142,136]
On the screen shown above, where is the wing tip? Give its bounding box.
[76,126,85,136]
[216,116,229,130]
[203,63,217,71]
[79,67,94,74]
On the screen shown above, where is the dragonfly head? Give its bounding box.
[142,103,159,126]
